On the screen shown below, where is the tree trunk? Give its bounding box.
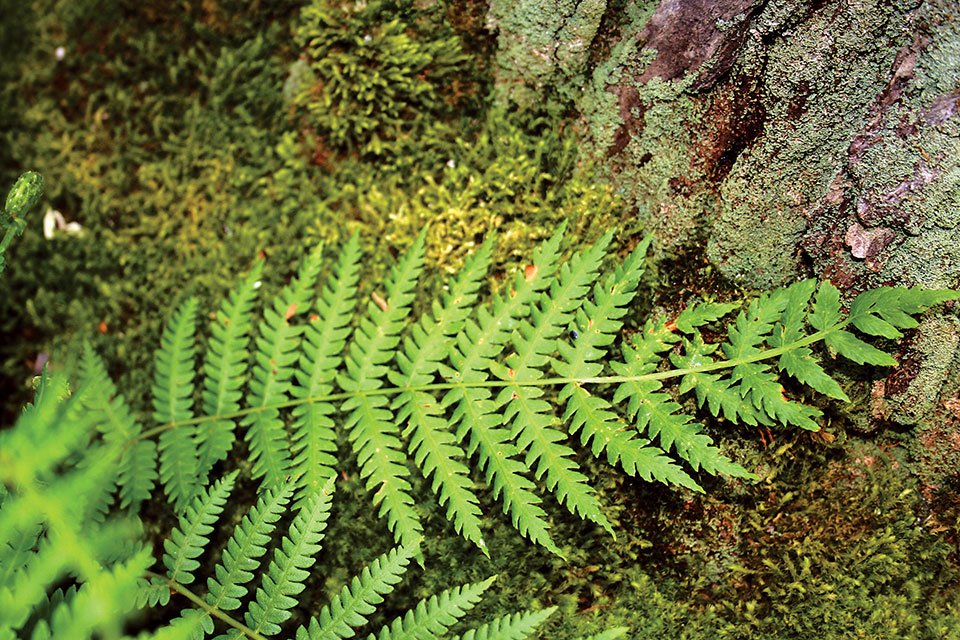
[488,0,960,477]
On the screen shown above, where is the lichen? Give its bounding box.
[487,0,610,107]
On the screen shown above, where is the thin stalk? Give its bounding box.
[146,570,268,640]
[136,325,841,443]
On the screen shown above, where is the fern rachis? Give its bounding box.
[115,228,959,557]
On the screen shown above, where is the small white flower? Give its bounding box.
[43,208,85,239]
[55,46,65,61]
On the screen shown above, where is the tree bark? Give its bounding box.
[489,0,960,477]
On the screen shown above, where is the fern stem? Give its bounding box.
[146,570,268,640]
[137,326,840,442]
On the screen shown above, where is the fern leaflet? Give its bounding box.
[296,542,417,640]
[243,478,334,636]
[245,243,324,487]
[291,234,361,506]
[155,297,202,512]
[200,481,294,633]
[79,343,157,510]
[162,471,238,585]
[340,230,426,550]
[198,260,264,482]
[371,576,496,640]
[448,607,556,640]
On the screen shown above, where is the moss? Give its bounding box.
[290,0,474,165]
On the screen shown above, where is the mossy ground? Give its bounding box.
[2,1,959,638]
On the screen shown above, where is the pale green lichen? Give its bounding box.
[488,0,610,107]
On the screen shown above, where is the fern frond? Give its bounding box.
[448,607,556,640]
[371,575,496,640]
[769,279,850,402]
[245,244,325,488]
[552,238,697,490]
[200,481,294,633]
[163,471,238,585]
[244,478,334,636]
[496,233,612,533]
[79,343,157,510]
[154,298,202,512]
[291,234,362,506]
[440,223,568,556]
[28,546,153,640]
[296,542,417,640]
[340,230,426,550]
[613,321,753,481]
[390,237,494,553]
[197,260,264,481]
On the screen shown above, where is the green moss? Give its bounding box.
[291,0,474,165]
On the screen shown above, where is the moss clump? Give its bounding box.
[291,0,474,167]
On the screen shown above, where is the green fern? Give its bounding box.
[4,225,955,639]
[136,476,556,640]
[123,228,956,557]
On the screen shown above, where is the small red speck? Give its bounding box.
[258,249,267,260]
[511,392,519,399]
[371,292,389,311]
[223,317,230,326]
[524,264,538,282]
[272,369,278,375]
[423,403,432,408]
[665,320,677,332]
[310,314,319,322]
[285,302,297,320]
[508,368,515,378]
[98,321,108,334]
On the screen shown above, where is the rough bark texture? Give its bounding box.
[488,0,960,478]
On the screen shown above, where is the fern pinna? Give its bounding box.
[136,475,587,640]
[130,226,955,556]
